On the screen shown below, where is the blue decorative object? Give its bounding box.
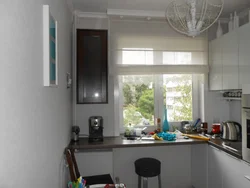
[49,15,56,83]
[163,106,170,132]
[157,132,176,141]
[43,5,58,86]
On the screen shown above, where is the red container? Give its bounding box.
[212,124,221,134]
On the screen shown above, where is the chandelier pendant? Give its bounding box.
[166,0,224,37]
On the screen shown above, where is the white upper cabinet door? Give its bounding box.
[209,39,223,90]
[239,23,250,89]
[222,30,239,90]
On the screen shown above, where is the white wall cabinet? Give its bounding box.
[221,30,239,90]
[209,23,250,91]
[239,23,250,89]
[209,39,223,90]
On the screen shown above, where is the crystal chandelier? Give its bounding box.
[166,0,224,37]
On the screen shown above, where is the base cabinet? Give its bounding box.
[74,151,113,178]
[221,152,243,188]
[222,152,250,188]
[72,145,250,188]
[207,146,223,188]
[191,144,208,188]
[207,145,250,188]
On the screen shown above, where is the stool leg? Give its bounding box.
[138,176,141,188]
[158,175,162,188]
[143,177,148,188]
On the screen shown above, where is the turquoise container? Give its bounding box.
[163,107,170,132]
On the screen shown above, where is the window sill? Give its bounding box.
[120,122,189,134]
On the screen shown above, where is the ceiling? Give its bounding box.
[72,0,250,17]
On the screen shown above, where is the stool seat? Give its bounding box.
[134,158,161,177]
[134,158,162,188]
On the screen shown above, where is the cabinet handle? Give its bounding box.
[244,176,250,181]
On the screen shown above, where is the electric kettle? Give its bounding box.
[222,121,241,141]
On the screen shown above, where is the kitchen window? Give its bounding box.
[120,74,193,127]
[110,19,208,130]
[118,49,198,127]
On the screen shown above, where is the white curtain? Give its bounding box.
[109,19,209,75]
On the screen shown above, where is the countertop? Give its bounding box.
[68,136,207,150]
[68,136,243,159]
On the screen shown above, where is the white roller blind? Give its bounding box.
[109,20,208,75]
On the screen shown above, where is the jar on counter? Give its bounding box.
[156,118,162,132]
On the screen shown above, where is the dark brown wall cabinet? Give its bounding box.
[77,29,108,104]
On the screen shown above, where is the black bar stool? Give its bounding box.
[134,158,162,188]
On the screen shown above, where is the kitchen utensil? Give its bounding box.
[181,121,190,132]
[71,126,80,142]
[134,128,142,136]
[184,124,192,134]
[89,116,104,143]
[212,124,221,134]
[222,121,241,141]
[182,134,210,141]
[193,118,201,129]
[201,122,208,135]
[134,127,147,136]
[156,118,162,132]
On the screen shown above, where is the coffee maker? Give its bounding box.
[89,116,104,143]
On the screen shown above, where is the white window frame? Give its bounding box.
[119,74,200,133]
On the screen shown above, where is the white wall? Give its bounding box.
[229,101,242,124]
[74,17,117,136]
[0,1,72,188]
[202,75,231,129]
